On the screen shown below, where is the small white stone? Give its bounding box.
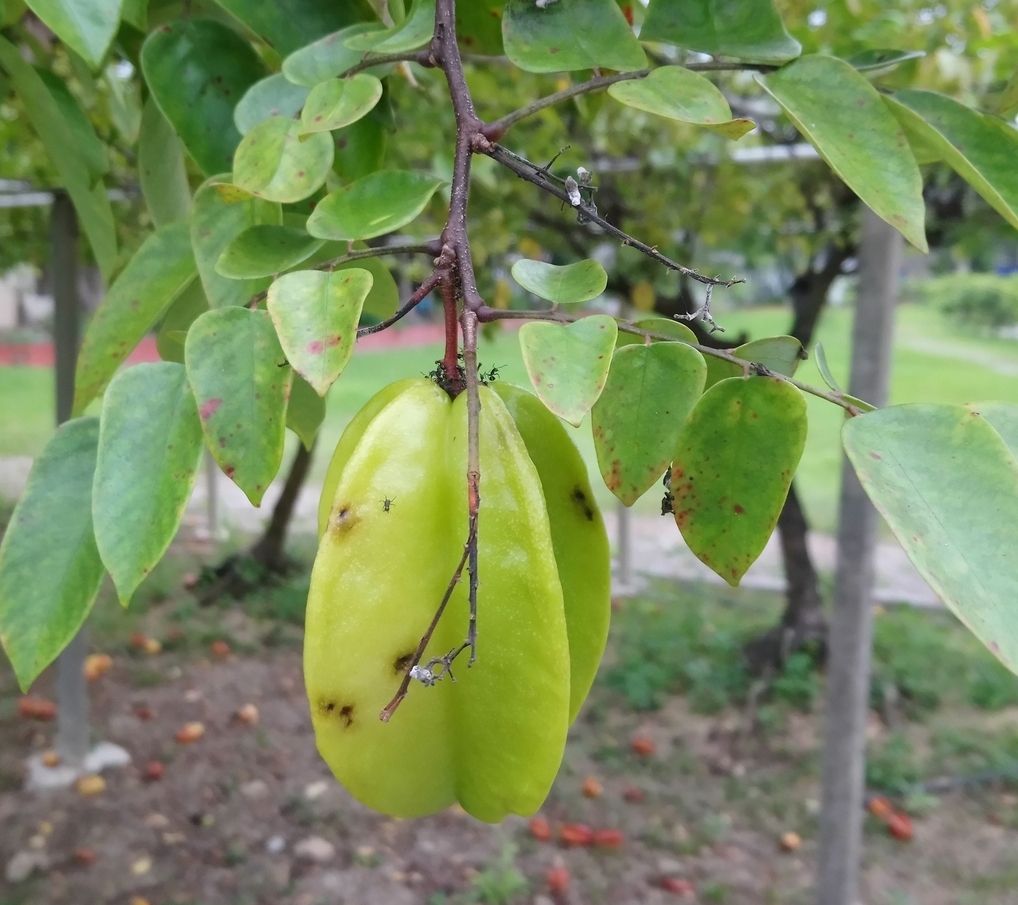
[144,812,170,829]
[240,779,269,799]
[266,835,286,854]
[294,836,335,863]
[303,780,328,800]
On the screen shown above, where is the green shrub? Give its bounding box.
[911,274,1018,329]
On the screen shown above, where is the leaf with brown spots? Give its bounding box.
[591,343,706,506]
[703,334,805,390]
[671,377,806,586]
[844,403,1018,676]
[232,117,334,204]
[300,73,382,135]
[185,307,292,506]
[267,268,373,396]
[518,315,617,427]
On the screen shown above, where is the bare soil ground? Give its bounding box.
[4,589,1018,905]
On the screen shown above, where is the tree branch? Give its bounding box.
[356,268,443,338]
[343,49,434,78]
[481,142,743,294]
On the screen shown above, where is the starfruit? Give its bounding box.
[307,378,610,822]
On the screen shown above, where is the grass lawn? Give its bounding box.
[5,303,1018,532]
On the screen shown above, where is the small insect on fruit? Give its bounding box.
[381,497,395,512]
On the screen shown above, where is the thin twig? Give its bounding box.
[461,307,481,665]
[475,306,863,415]
[343,48,434,78]
[481,142,743,291]
[356,269,442,338]
[323,241,443,268]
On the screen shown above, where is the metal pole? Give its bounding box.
[616,500,633,590]
[816,207,903,905]
[51,191,90,768]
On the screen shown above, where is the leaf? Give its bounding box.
[232,117,334,203]
[592,342,707,506]
[887,90,1018,232]
[184,307,292,506]
[518,315,618,427]
[306,170,445,241]
[456,0,504,55]
[671,377,807,585]
[234,73,309,136]
[641,0,800,64]
[704,335,805,389]
[990,68,1018,118]
[93,363,204,605]
[608,67,755,139]
[281,23,387,86]
[217,225,325,279]
[0,417,104,691]
[814,341,841,392]
[345,0,434,53]
[157,279,208,364]
[267,268,373,396]
[24,0,121,68]
[503,0,647,74]
[760,56,927,252]
[843,404,1018,675]
[511,258,607,304]
[190,176,281,309]
[0,37,117,278]
[74,222,197,414]
[287,373,326,450]
[616,316,698,347]
[139,95,190,227]
[847,48,925,73]
[38,69,108,182]
[104,63,141,144]
[215,0,376,57]
[141,19,267,178]
[301,73,383,134]
[333,114,387,181]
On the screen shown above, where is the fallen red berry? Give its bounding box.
[559,823,594,846]
[593,828,624,848]
[529,816,552,842]
[631,736,656,757]
[546,865,570,893]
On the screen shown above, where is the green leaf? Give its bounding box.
[185,307,292,506]
[0,417,104,691]
[519,315,618,427]
[888,90,1018,233]
[608,67,755,139]
[616,316,698,347]
[641,0,800,64]
[234,73,309,136]
[814,340,841,392]
[971,402,1018,454]
[843,404,1018,675]
[345,0,434,53]
[24,0,121,68]
[847,48,925,73]
[306,170,445,241]
[503,0,647,74]
[592,342,707,506]
[38,69,108,183]
[333,114,387,181]
[671,377,807,585]
[191,176,281,309]
[232,117,334,203]
[104,63,141,144]
[301,73,383,134]
[990,68,1018,118]
[157,279,208,364]
[93,363,204,605]
[760,55,927,252]
[704,335,805,389]
[217,225,325,279]
[511,258,607,305]
[0,37,117,278]
[139,95,191,227]
[287,373,326,450]
[267,268,373,396]
[281,23,387,86]
[456,0,504,55]
[121,0,145,30]
[141,19,267,178]
[215,0,376,57]
[74,222,197,414]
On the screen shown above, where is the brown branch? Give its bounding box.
[343,49,434,78]
[323,241,443,268]
[476,306,864,416]
[461,307,481,665]
[356,269,443,338]
[482,142,743,292]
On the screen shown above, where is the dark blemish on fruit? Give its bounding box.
[320,700,335,715]
[393,652,414,674]
[572,486,595,522]
[339,705,354,727]
[330,504,359,536]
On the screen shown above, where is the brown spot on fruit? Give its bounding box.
[572,487,595,521]
[329,504,359,536]
[393,652,414,674]
[339,705,354,727]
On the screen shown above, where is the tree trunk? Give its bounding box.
[250,440,316,573]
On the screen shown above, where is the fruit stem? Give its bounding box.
[440,274,460,379]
